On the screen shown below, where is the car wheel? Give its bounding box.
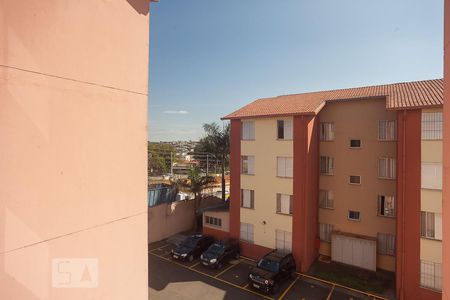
[188,255,194,262]
[271,283,279,294]
[235,253,240,259]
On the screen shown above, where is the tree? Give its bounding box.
[195,122,230,201]
[175,166,215,230]
[148,142,179,176]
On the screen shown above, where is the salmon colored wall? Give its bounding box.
[239,241,273,260]
[203,226,230,242]
[444,1,450,299]
[229,120,241,240]
[396,110,441,300]
[292,115,318,273]
[0,1,149,299]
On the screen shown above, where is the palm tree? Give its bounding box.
[175,166,215,230]
[196,122,230,201]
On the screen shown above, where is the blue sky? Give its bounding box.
[149,0,443,142]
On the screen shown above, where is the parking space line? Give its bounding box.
[190,262,201,269]
[150,252,274,300]
[149,244,171,253]
[326,284,335,300]
[277,275,300,300]
[296,272,389,300]
[214,262,239,278]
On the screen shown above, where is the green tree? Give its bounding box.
[195,122,230,201]
[148,142,178,176]
[175,166,215,230]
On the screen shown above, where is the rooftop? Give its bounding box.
[222,78,443,120]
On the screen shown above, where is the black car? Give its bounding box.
[248,250,296,294]
[200,239,240,269]
[171,235,215,262]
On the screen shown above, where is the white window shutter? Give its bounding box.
[286,158,293,177]
[435,213,443,240]
[284,120,293,139]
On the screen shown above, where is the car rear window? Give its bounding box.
[257,258,279,273]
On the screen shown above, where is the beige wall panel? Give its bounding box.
[204,211,230,232]
[420,238,443,263]
[421,141,443,163]
[377,255,396,272]
[241,118,293,248]
[421,190,443,213]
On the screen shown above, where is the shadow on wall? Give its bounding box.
[148,200,195,244]
[126,0,149,15]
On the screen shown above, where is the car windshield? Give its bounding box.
[208,243,225,255]
[257,258,279,273]
[181,238,199,249]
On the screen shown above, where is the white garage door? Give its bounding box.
[331,234,376,271]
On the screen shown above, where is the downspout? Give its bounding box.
[400,110,406,299]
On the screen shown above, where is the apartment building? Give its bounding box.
[221,78,443,300]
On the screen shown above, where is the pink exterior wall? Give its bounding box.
[0,1,150,299]
[444,1,450,299]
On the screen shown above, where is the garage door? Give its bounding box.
[331,234,376,271]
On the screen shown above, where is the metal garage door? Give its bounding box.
[331,234,376,271]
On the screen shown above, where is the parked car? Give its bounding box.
[248,250,296,294]
[171,235,215,262]
[200,239,240,269]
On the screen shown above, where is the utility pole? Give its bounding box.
[170,151,173,176]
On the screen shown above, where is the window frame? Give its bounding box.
[320,122,335,141]
[420,260,442,291]
[421,111,443,140]
[320,156,334,175]
[377,195,396,218]
[378,157,396,180]
[205,215,222,227]
[241,120,255,141]
[240,222,254,243]
[349,175,361,185]
[348,210,361,221]
[377,233,396,256]
[275,229,292,252]
[319,189,334,209]
[240,189,255,209]
[277,157,293,178]
[349,139,362,149]
[277,119,293,140]
[241,155,255,175]
[276,193,293,215]
[378,120,397,141]
[319,223,333,242]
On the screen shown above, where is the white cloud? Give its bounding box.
[163,110,189,114]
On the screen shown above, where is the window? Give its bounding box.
[350,139,361,148]
[320,123,335,141]
[378,158,396,179]
[241,189,254,209]
[420,212,442,240]
[319,190,334,209]
[241,156,255,175]
[320,156,334,175]
[422,163,443,190]
[421,260,442,291]
[377,233,395,256]
[275,230,292,251]
[205,216,222,227]
[240,223,254,243]
[422,111,443,140]
[319,223,333,242]
[378,195,395,217]
[276,194,293,215]
[242,120,255,140]
[277,120,293,140]
[378,120,396,141]
[349,175,361,185]
[348,210,360,221]
[277,157,293,178]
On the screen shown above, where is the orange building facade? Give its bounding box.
[223,79,443,300]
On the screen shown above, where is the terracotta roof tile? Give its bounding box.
[222,78,443,120]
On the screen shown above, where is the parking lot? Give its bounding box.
[148,239,389,300]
